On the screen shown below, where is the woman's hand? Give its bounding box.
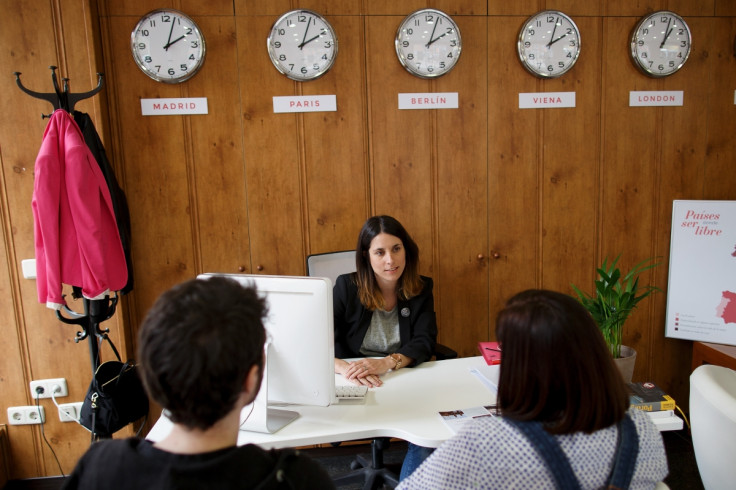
[335,358,393,387]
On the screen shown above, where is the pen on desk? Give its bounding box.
[485,347,502,352]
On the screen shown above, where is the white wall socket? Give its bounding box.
[30,378,68,399]
[58,402,84,422]
[7,406,45,425]
[21,259,36,279]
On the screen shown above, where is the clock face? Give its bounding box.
[267,10,338,81]
[630,11,692,77]
[517,11,581,78]
[395,8,462,78]
[131,9,205,83]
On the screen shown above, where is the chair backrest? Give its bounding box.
[690,364,736,490]
[307,250,356,286]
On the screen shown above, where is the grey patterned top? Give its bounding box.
[397,408,668,489]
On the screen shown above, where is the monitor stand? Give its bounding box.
[239,343,299,434]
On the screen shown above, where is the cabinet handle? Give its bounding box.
[256,265,264,271]
[492,252,501,259]
[238,266,245,272]
[477,254,485,261]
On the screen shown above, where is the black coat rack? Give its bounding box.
[56,294,120,374]
[16,65,114,375]
[14,65,104,117]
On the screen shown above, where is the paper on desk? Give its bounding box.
[469,363,499,394]
[439,405,495,433]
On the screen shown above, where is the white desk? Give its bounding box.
[147,356,681,449]
[148,356,497,449]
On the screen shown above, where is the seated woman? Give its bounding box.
[397,289,669,489]
[333,215,436,384]
[333,215,437,479]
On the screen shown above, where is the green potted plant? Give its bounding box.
[571,255,660,381]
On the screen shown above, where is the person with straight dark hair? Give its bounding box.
[333,215,436,386]
[332,215,438,479]
[397,289,668,489]
[64,276,334,489]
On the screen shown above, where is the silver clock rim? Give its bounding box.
[629,10,691,78]
[394,8,463,79]
[266,9,339,82]
[130,9,206,84]
[516,10,581,79]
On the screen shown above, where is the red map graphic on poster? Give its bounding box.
[717,291,736,325]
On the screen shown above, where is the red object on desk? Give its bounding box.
[478,342,502,365]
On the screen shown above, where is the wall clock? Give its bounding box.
[130,9,206,83]
[395,8,462,78]
[267,10,338,81]
[630,11,692,77]
[517,10,581,78]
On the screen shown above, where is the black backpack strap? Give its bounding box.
[606,413,640,490]
[505,418,581,490]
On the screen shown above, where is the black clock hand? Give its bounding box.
[298,17,312,49]
[163,35,186,51]
[547,33,568,47]
[425,19,440,48]
[301,34,321,47]
[660,17,674,48]
[164,16,176,51]
[427,31,449,47]
[546,17,559,48]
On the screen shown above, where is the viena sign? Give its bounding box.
[141,98,209,116]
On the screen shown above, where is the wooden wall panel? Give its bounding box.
[104,15,197,319]
[365,16,435,269]
[549,0,602,16]
[487,16,541,325]
[301,14,370,256]
[716,0,736,15]
[540,16,601,294]
[704,18,736,199]
[0,0,129,478]
[650,16,712,406]
[488,0,540,16]
[600,16,662,384]
[239,15,305,276]
[103,0,232,16]
[187,16,251,276]
[435,17,488,355]
[367,0,486,16]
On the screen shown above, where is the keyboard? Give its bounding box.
[335,384,368,400]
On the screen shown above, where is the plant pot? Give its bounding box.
[613,345,637,383]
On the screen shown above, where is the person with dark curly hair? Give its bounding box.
[64,276,334,489]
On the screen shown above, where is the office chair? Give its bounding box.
[690,364,736,490]
[307,251,457,489]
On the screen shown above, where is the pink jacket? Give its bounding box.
[32,110,128,309]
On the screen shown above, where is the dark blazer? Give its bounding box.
[333,273,437,366]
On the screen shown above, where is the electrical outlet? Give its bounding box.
[7,406,45,425]
[29,378,68,399]
[58,402,83,422]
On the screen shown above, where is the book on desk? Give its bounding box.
[628,381,682,431]
[478,341,502,365]
[628,381,676,411]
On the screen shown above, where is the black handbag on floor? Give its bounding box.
[79,341,149,438]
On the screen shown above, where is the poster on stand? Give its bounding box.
[666,201,736,345]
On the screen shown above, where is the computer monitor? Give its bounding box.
[197,273,335,434]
